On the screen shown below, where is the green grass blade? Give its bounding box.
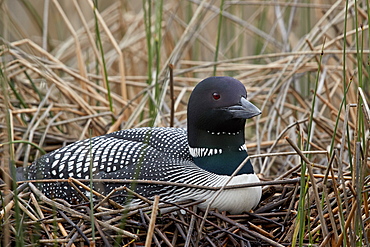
[1,141,46,155]
[93,0,114,117]
[1,61,24,247]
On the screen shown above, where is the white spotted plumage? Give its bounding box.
[27,127,261,213]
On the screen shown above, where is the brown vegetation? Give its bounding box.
[0,1,369,246]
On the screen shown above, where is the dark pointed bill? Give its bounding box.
[224,97,261,119]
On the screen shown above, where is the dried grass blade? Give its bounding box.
[28,182,138,239]
[145,195,160,247]
[58,209,90,245]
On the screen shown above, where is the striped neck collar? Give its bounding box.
[189,145,254,175]
[189,145,247,158]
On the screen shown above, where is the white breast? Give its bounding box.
[186,173,262,214]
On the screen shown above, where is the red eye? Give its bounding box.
[212,92,220,100]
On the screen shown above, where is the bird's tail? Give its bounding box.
[16,166,26,181]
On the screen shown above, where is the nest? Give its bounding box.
[1,151,370,247]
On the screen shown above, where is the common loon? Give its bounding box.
[19,76,262,214]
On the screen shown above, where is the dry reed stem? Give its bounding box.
[145,195,160,247]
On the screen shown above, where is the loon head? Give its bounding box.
[187,76,261,175]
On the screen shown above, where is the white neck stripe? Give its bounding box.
[189,145,247,158]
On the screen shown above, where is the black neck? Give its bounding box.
[188,129,254,175]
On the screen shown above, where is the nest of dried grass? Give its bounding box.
[1,0,370,246]
[1,169,370,246]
